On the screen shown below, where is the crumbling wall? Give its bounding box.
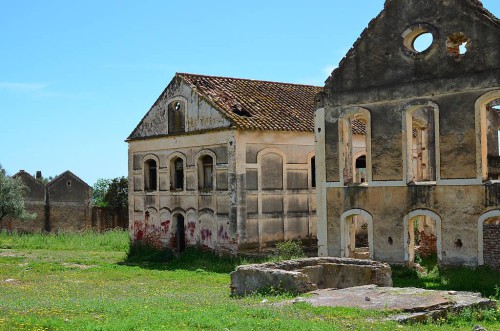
[230,257,392,296]
[318,0,500,267]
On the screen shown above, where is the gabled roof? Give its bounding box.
[128,73,323,140]
[13,170,45,188]
[177,73,322,132]
[324,0,499,93]
[46,171,91,189]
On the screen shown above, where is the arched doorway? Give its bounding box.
[404,210,442,267]
[174,214,186,252]
[340,209,373,260]
[478,210,500,268]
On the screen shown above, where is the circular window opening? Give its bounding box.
[412,33,434,53]
[402,26,435,55]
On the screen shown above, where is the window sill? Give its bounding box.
[484,180,500,185]
[407,181,436,186]
[344,182,369,187]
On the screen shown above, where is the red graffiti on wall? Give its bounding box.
[160,220,170,238]
[187,221,196,237]
[201,228,212,241]
[133,221,144,241]
[218,225,229,240]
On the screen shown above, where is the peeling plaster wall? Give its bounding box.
[129,129,317,254]
[128,130,237,253]
[318,0,500,266]
[129,77,231,140]
[236,131,317,251]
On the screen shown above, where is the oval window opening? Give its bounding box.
[413,33,433,53]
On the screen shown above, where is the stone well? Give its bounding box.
[230,257,392,296]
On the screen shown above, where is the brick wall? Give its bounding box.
[484,224,500,269]
[416,231,437,257]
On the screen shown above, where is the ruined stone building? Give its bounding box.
[315,0,500,268]
[127,73,321,254]
[0,170,93,233]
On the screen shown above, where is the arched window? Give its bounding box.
[341,112,370,185]
[260,152,284,190]
[198,155,214,190]
[409,107,436,182]
[144,159,157,191]
[168,100,185,134]
[485,98,500,180]
[170,157,184,190]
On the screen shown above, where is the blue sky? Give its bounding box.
[1,1,499,185]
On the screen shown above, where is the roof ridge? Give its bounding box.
[176,72,322,89]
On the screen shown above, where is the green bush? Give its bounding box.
[274,240,306,260]
[125,239,174,263]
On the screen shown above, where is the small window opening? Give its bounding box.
[198,155,214,190]
[171,158,184,190]
[67,181,71,187]
[388,237,393,246]
[144,159,157,191]
[168,100,185,134]
[413,33,433,53]
[454,238,463,249]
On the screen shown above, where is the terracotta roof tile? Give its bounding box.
[178,73,323,132]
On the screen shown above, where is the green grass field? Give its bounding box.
[0,230,499,330]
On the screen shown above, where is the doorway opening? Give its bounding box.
[406,214,439,268]
[174,214,186,253]
[341,210,373,260]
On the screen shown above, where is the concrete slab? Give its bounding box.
[284,285,497,323]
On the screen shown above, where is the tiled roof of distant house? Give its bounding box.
[178,73,323,132]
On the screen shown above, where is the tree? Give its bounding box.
[92,177,128,210]
[103,177,128,210]
[93,178,112,207]
[36,174,56,185]
[0,165,35,226]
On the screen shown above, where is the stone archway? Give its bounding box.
[340,209,373,260]
[403,209,442,266]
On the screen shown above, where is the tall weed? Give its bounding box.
[0,229,129,252]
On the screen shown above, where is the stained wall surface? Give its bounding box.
[128,78,317,254]
[316,0,500,267]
